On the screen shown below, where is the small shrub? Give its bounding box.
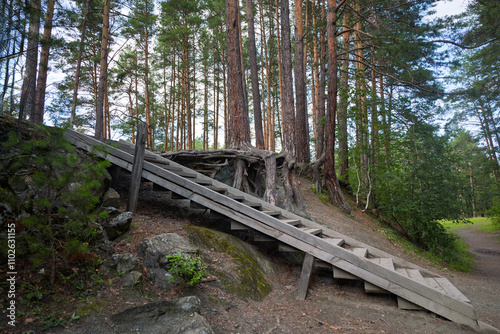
[166,252,207,286]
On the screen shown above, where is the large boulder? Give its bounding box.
[110,296,214,334]
[184,225,274,301]
[137,233,198,289]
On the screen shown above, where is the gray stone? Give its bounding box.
[101,188,120,209]
[138,233,197,269]
[173,312,215,334]
[102,211,133,240]
[100,252,140,275]
[111,296,214,334]
[148,268,176,290]
[121,271,142,287]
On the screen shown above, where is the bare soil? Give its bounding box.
[11,178,500,333]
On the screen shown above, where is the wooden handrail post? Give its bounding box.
[127,123,148,213]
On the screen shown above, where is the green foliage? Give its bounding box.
[374,123,468,260]
[487,199,500,229]
[166,251,207,286]
[0,126,110,280]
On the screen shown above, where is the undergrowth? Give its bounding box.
[378,226,474,272]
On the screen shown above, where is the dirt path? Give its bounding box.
[456,224,500,281]
[452,224,500,330]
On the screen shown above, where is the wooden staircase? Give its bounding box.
[65,130,496,332]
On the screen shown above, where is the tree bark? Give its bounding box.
[19,0,41,122]
[325,0,351,214]
[144,1,152,148]
[33,0,56,124]
[246,0,264,149]
[70,0,90,127]
[226,0,250,149]
[294,0,310,163]
[95,0,110,139]
[338,15,350,183]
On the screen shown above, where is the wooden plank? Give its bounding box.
[280,219,301,226]
[228,194,245,201]
[192,179,212,186]
[261,210,281,216]
[297,253,315,300]
[231,221,250,230]
[333,267,359,280]
[186,192,478,326]
[369,258,395,271]
[243,201,262,209]
[397,296,424,310]
[299,227,322,235]
[65,131,479,327]
[323,238,345,246]
[314,259,332,269]
[127,124,148,213]
[353,248,368,258]
[434,277,471,304]
[364,281,389,294]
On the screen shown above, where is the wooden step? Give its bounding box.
[323,238,345,246]
[193,178,212,186]
[364,281,390,294]
[244,201,262,209]
[314,259,332,269]
[299,227,322,235]
[352,247,368,258]
[228,194,245,201]
[369,257,395,271]
[206,186,228,194]
[397,296,424,310]
[231,221,249,231]
[280,219,301,226]
[177,171,197,178]
[261,210,281,217]
[333,266,359,280]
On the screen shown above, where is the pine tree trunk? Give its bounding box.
[70,0,90,127]
[19,0,41,122]
[95,0,110,139]
[226,0,250,149]
[33,0,56,124]
[325,0,351,214]
[246,0,264,149]
[294,0,310,163]
[144,5,152,148]
[338,18,350,183]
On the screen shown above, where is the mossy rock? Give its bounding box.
[184,225,274,301]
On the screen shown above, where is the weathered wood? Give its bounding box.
[64,130,480,329]
[127,124,148,213]
[333,267,359,280]
[297,253,315,300]
[397,297,424,310]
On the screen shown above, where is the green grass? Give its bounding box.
[440,217,498,233]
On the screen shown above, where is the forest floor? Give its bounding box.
[10,177,500,334]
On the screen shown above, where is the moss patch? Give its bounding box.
[184,225,274,301]
[75,298,109,317]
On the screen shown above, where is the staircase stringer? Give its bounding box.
[64,131,481,330]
